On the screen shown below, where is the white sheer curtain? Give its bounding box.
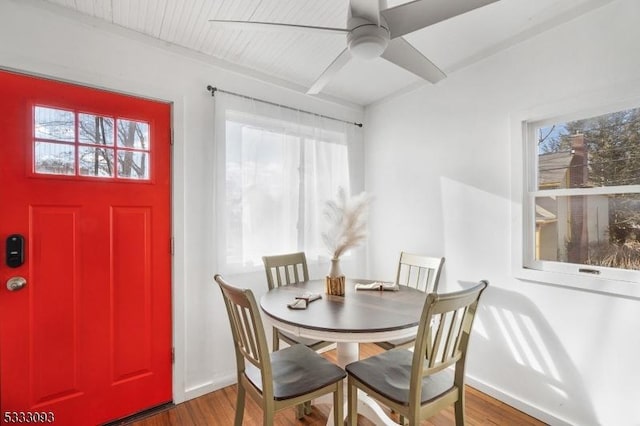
[213,92,364,274]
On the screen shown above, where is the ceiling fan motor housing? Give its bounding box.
[347,23,390,59]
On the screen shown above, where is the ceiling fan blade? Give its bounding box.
[381,37,446,84]
[381,0,499,39]
[349,0,381,25]
[307,48,352,95]
[208,19,348,35]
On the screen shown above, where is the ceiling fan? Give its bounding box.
[210,0,498,95]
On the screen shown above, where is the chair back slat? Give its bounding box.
[428,312,446,369]
[263,252,309,290]
[214,274,273,393]
[274,268,283,287]
[396,252,445,292]
[442,308,464,364]
[239,305,259,363]
[426,308,465,369]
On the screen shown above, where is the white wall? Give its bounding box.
[364,1,640,425]
[0,0,363,404]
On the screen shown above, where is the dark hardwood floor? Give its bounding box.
[121,344,545,425]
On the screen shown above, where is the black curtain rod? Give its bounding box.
[206,85,363,128]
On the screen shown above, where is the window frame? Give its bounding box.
[215,103,356,275]
[31,104,152,182]
[511,91,640,297]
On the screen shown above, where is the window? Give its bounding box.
[524,105,640,281]
[34,106,150,180]
[214,95,361,274]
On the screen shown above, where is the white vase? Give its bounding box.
[328,258,343,278]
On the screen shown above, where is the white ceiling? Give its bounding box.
[37,0,614,106]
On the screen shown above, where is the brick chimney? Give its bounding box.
[569,133,588,188]
[567,133,589,264]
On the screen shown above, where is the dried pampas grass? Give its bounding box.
[322,187,372,260]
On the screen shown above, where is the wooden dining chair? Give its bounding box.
[374,252,445,350]
[214,274,346,425]
[346,280,488,426]
[262,252,333,352]
[396,252,445,292]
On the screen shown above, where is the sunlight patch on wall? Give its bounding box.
[488,305,525,366]
[522,315,561,382]
[472,316,489,340]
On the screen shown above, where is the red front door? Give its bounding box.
[0,70,172,425]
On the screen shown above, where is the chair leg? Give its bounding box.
[263,405,275,426]
[454,396,466,426]
[304,400,312,415]
[333,383,344,426]
[272,327,280,351]
[295,404,305,420]
[347,378,357,426]
[234,383,245,426]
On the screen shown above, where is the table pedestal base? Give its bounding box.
[320,342,396,426]
[320,388,397,426]
[336,342,358,367]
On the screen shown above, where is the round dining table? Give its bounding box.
[260,278,427,425]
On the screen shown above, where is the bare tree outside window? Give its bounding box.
[78,113,114,177]
[117,119,149,179]
[33,106,150,181]
[34,106,75,175]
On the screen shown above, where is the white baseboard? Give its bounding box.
[183,372,237,402]
[466,375,572,426]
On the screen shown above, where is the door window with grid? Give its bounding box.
[34,105,150,180]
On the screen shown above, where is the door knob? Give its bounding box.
[6,276,26,291]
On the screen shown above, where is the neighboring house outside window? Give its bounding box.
[535,134,610,264]
[524,106,640,282]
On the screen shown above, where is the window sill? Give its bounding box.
[514,267,640,300]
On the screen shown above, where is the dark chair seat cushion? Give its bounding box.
[345,348,453,406]
[246,344,346,401]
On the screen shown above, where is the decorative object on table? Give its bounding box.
[287,292,322,310]
[287,299,308,310]
[325,274,346,296]
[321,187,372,296]
[295,292,322,302]
[354,281,399,291]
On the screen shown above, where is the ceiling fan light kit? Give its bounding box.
[209,0,499,95]
[347,24,390,59]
